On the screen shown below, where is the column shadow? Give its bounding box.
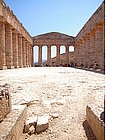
[72,67,105,75]
[82,120,97,140]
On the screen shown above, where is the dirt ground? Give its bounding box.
[0,67,105,140]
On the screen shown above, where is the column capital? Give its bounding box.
[56,45,61,48]
[12,29,18,34]
[18,34,23,38]
[5,24,13,29]
[47,45,51,48]
[38,45,42,48]
[0,17,6,23]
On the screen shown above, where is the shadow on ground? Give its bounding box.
[82,120,96,140]
[73,67,105,75]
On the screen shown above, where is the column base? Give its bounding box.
[7,66,14,69]
[19,65,24,68]
[14,66,19,68]
[0,66,7,70]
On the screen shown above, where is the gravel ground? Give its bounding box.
[0,67,105,140]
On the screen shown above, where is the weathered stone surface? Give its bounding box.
[36,115,49,134]
[0,1,33,70]
[50,113,59,119]
[0,105,27,140]
[0,84,11,122]
[24,116,38,133]
[86,104,105,140]
[0,0,104,70]
[28,125,35,135]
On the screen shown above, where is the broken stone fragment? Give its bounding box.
[36,115,49,134]
[24,116,38,133]
[50,113,59,119]
[28,125,35,135]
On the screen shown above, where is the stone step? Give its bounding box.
[0,105,27,140]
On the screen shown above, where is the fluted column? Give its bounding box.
[89,31,95,67]
[0,21,7,70]
[74,45,77,65]
[79,40,84,66]
[95,24,104,69]
[47,45,51,66]
[76,43,80,66]
[56,45,60,66]
[65,45,69,65]
[38,45,42,66]
[31,46,34,66]
[28,44,31,67]
[12,30,19,68]
[22,38,26,67]
[18,34,23,68]
[84,36,90,68]
[25,42,29,67]
[5,24,14,69]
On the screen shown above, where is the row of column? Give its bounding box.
[36,45,70,66]
[0,21,33,70]
[75,22,105,70]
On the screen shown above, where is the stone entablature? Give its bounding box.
[0,1,32,44]
[33,32,75,46]
[75,1,105,42]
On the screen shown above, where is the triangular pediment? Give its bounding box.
[33,32,75,40]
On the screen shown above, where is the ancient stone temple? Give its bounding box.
[0,0,105,70]
[0,1,33,70]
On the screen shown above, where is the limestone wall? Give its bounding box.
[0,84,11,122]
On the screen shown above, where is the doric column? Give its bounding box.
[31,46,34,66]
[47,45,51,66]
[79,40,84,66]
[56,45,60,66]
[22,38,26,67]
[18,34,23,68]
[25,42,29,67]
[65,45,69,65]
[38,45,42,66]
[28,43,31,67]
[84,36,90,68]
[95,24,104,69]
[5,24,14,69]
[0,21,7,70]
[89,30,95,68]
[74,45,77,65]
[75,42,81,66]
[12,30,19,68]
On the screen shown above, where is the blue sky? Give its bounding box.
[4,0,103,62]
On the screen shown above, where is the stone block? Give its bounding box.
[86,104,105,140]
[0,105,27,140]
[0,84,11,122]
[24,116,38,133]
[36,114,49,134]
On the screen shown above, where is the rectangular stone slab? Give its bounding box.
[36,115,49,134]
